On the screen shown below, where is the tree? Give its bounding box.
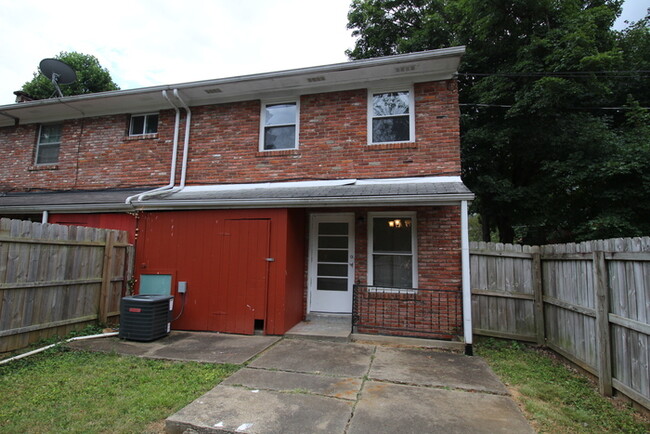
[347,0,650,243]
[21,51,120,99]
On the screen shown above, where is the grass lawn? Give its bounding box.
[476,337,649,433]
[0,346,238,433]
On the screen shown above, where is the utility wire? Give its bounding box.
[456,70,650,78]
[460,103,650,110]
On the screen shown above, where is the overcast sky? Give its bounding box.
[0,0,646,106]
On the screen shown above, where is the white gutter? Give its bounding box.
[461,200,473,355]
[125,90,182,204]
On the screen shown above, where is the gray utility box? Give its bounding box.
[119,295,174,342]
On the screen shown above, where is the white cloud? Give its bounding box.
[0,0,354,104]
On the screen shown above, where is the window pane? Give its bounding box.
[373,92,409,116]
[373,255,413,288]
[130,116,145,135]
[144,114,158,134]
[264,126,295,149]
[140,274,172,295]
[39,124,61,144]
[372,116,410,143]
[319,222,348,235]
[317,277,347,291]
[318,236,348,248]
[318,263,348,277]
[318,249,348,263]
[373,217,412,252]
[36,144,60,164]
[265,103,296,126]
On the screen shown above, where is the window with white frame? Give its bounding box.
[129,113,158,136]
[35,124,62,165]
[368,213,417,288]
[369,89,414,144]
[261,102,298,150]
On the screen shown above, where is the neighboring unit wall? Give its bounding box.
[0,81,460,192]
[49,213,137,244]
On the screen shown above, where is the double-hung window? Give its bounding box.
[129,113,158,136]
[369,89,414,144]
[368,213,417,289]
[36,124,62,165]
[261,101,298,150]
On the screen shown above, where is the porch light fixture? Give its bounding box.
[387,218,411,228]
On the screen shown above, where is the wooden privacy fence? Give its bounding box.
[470,238,650,410]
[0,218,133,352]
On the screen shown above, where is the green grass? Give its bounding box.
[0,346,238,433]
[476,338,649,433]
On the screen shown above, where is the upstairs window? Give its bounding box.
[369,89,414,144]
[129,113,158,136]
[261,102,298,150]
[368,213,417,289]
[36,124,62,165]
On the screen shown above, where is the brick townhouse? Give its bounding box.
[0,47,474,350]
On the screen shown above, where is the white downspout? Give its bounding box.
[174,89,191,189]
[42,210,48,224]
[125,89,181,204]
[461,200,473,355]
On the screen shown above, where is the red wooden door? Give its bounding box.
[209,219,271,334]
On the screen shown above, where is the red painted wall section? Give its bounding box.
[134,209,301,335]
[1,80,461,192]
[49,213,137,244]
[279,209,306,334]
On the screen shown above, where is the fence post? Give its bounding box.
[532,250,545,345]
[593,250,613,397]
[98,231,116,324]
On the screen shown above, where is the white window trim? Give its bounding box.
[259,99,300,151]
[129,112,159,136]
[35,123,62,165]
[367,211,418,289]
[367,86,415,145]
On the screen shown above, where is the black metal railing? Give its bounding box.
[352,284,462,340]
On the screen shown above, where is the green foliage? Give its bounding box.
[0,349,238,433]
[21,51,120,99]
[347,1,650,243]
[477,338,649,433]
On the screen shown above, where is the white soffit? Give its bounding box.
[0,47,465,127]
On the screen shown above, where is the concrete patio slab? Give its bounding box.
[348,381,533,434]
[285,314,351,342]
[249,339,374,377]
[369,346,509,394]
[67,331,281,364]
[166,385,353,434]
[222,367,362,400]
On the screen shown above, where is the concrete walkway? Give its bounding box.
[165,338,534,434]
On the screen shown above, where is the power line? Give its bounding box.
[459,103,650,110]
[456,70,650,78]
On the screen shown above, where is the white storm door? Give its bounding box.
[308,214,355,313]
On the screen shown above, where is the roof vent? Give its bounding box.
[307,76,326,83]
[395,65,417,73]
[204,88,222,94]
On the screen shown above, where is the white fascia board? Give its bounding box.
[169,175,463,196]
[0,46,465,127]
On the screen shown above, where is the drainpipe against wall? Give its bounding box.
[125,89,181,204]
[42,210,48,224]
[461,200,473,355]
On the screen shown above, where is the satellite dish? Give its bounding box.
[39,58,77,97]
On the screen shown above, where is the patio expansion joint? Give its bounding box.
[244,364,363,379]
[365,377,512,397]
[343,344,378,434]
[221,382,359,403]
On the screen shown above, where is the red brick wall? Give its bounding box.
[0,80,460,192]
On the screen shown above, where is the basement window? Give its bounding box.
[129,113,159,136]
[35,124,62,165]
[260,101,298,150]
[368,88,414,144]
